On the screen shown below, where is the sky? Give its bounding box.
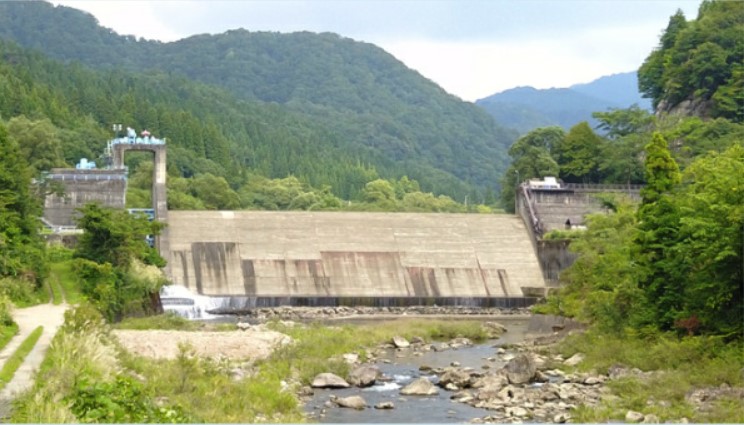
[54,0,701,102]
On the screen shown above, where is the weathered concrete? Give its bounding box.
[167,211,546,298]
[112,143,169,256]
[43,169,127,227]
[516,183,641,285]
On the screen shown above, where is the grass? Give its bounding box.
[45,273,63,305]
[0,323,19,351]
[49,261,83,304]
[114,313,203,331]
[115,318,490,423]
[0,326,43,390]
[558,329,744,423]
[10,313,503,423]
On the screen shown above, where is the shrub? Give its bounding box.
[68,375,192,423]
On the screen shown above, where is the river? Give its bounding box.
[305,318,530,423]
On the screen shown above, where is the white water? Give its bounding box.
[159,285,229,319]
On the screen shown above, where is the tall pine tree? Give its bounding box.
[634,132,683,330]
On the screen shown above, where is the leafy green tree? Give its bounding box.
[393,176,420,200]
[638,2,743,121]
[592,105,655,140]
[537,199,642,333]
[639,10,688,107]
[499,127,564,212]
[166,176,205,210]
[6,115,66,174]
[592,106,654,185]
[640,132,682,202]
[555,122,604,183]
[400,192,465,213]
[598,135,646,186]
[361,179,396,208]
[189,174,240,210]
[74,203,166,321]
[670,143,744,335]
[0,123,45,283]
[74,203,164,269]
[662,117,744,168]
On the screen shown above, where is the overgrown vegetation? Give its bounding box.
[527,4,744,421]
[13,307,488,423]
[73,203,168,322]
[561,329,744,422]
[47,251,83,305]
[10,304,189,423]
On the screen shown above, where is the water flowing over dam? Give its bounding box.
[166,211,546,305]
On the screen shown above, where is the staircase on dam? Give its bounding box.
[516,180,642,284]
[166,211,547,304]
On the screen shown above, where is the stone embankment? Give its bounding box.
[239,305,531,322]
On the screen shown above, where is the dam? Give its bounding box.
[43,130,549,306]
[166,211,546,305]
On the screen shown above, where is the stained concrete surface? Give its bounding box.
[167,211,546,297]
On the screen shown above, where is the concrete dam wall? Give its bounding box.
[43,169,127,227]
[167,211,546,300]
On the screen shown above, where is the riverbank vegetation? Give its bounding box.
[11,305,489,423]
[529,4,744,421]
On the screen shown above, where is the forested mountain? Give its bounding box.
[638,1,743,121]
[0,1,516,201]
[476,72,649,134]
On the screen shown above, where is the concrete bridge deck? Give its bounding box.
[167,211,546,298]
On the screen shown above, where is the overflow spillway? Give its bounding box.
[166,211,546,306]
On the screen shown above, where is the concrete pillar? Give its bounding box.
[113,143,170,279]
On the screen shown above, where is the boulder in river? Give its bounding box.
[392,336,410,348]
[311,373,350,388]
[564,353,585,367]
[504,354,537,384]
[431,342,450,352]
[438,367,472,389]
[625,410,645,423]
[333,395,367,410]
[483,321,508,337]
[400,377,439,396]
[348,365,380,387]
[374,401,395,409]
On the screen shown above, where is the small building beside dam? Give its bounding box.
[516,178,642,284]
[166,211,546,304]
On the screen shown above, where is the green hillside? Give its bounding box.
[639,1,743,121]
[0,1,515,200]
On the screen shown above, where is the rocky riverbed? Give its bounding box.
[236,305,532,322]
[303,321,610,423]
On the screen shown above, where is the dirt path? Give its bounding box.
[0,303,68,418]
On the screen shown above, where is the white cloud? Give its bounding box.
[53,1,182,41]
